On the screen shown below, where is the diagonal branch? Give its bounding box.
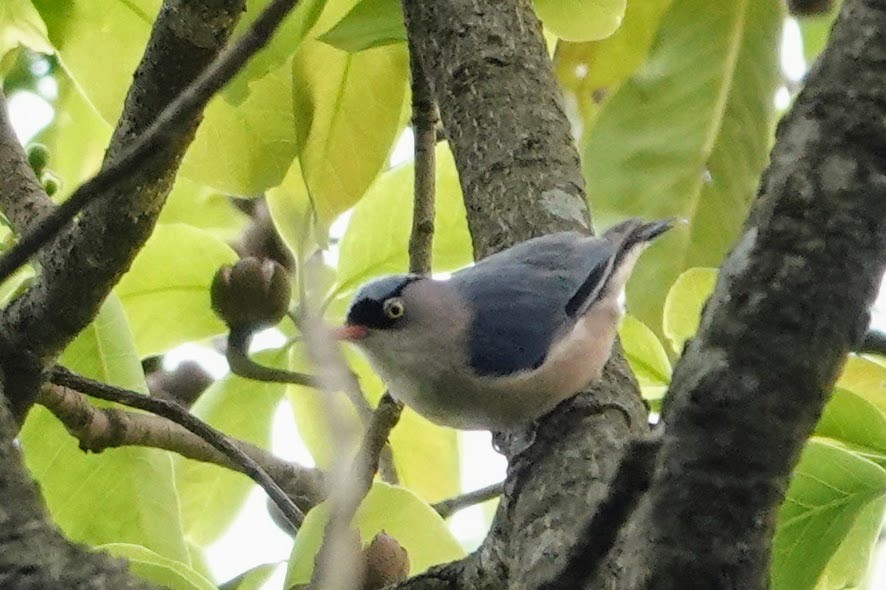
[433,482,504,519]
[0,90,55,233]
[0,0,301,419]
[616,1,886,587]
[38,383,325,509]
[48,365,307,528]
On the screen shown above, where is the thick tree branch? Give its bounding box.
[0,90,55,233]
[0,387,162,590]
[615,1,886,588]
[402,0,590,259]
[858,329,886,356]
[48,365,307,528]
[37,383,325,509]
[397,2,647,589]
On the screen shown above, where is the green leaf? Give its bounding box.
[100,544,216,590]
[0,0,52,60]
[618,314,671,401]
[32,0,161,122]
[813,500,884,590]
[816,388,886,465]
[177,349,288,546]
[223,0,329,103]
[662,267,717,353]
[292,39,409,225]
[222,563,280,590]
[33,70,113,199]
[799,1,840,63]
[180,56,299,195]
[771,439,886,590]
[534,0,626,42]
[265,158,316,255]
[582,0,783,332]
[159,177,250,242]
[34,1,299,195]
[19,296,188,561]
[115,223,238,359]
[334,143,473,298]
[836,356,886,415]
[285,483,465,587]
[318,0,405,52]
[554,0,673,120]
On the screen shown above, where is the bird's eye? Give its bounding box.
[383,298,405,319]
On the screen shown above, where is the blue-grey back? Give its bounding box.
[450,232,614,377]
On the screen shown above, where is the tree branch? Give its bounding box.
[37,382,325,509]
[0,0,302,418]
[433,482,503,519]
[48,365,307,528]
[0,384,162,590]
[615,1,886,587]
[0,90,55,234]
[857,329,886,356]
[407,41,437,276]
[397,2,647,588]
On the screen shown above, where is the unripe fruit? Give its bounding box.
[211,257,291,330]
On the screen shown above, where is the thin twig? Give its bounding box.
[0,90,55,234]
[48,365,306,528]
[433,482,504,519]
[0,0,302,285]
[407,43,438,276]
[38,383,326,508]
[227,327,317,387]
[227,326,378,425]
[539,434,661,590]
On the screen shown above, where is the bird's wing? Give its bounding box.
[451,232,614,377]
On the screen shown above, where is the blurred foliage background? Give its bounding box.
[1,1,883,589]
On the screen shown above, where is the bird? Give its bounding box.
[334,218,674,431]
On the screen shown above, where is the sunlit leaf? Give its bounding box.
[159,177,249,242]
[292,39,409,224]
[836,356,886,416]
[662,267,716,353]
[0,0,52,60]
[816,387,886,466]
[33,70,112,198]
[177,349,288,546]
[115,224,238,359]
[812,500,884,590]
[265,158,315,256]
[583,0,783,332]
[334,144,473,298]
[772,439,886,590]
[34,0,299,195]
[285,483,465,587]
[19,296,188,561]
[100,544,216,590]
[554,0,673,120]
[222,563,280,590]
[318,0,405,52]
[799,0,841,64]
[223,0,328,103]
[618,314,671,401]
[534,0,626,42]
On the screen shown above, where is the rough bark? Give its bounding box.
[399,1,646,589]
[401,0,590,258]
[0,386,162,590]
[0,0,245,418]
[613,1,886,588]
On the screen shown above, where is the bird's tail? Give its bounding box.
[565,217,676,318]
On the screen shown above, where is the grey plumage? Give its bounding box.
[338,218,674,431]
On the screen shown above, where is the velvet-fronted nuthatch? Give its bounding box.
[335,218,673,431]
